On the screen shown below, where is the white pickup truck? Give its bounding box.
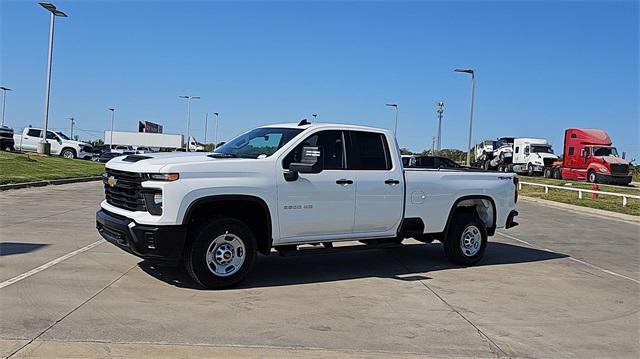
[96,122,519,289]
[14,127,93,159]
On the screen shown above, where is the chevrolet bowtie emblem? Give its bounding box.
[107,176,118,187]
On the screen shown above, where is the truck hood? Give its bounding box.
[66,140,92,148]
[534,152,559,160]
[596,156,629,165]
[105,152,253,172]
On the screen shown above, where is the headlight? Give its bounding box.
[598,167,608,173]
[146,173,179,181]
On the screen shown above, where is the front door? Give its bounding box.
[276,130,355,241]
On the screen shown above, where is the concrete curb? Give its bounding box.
[520,195,640,224]
[0,176,102,191]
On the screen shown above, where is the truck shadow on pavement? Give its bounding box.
[138,242,568,290]
[0,242,49,256]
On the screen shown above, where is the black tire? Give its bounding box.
[183,217,257,289]
[443,212,487,266]
[553,167,562,180]
[527,164,534,176]
[61,148,76,159]
[587,170,597,183]
[543,168,552,178]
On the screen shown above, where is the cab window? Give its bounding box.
[27,129,42,137]
[348,131,392,170]
[282,130,346,170]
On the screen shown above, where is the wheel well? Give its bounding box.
[183,196,272,255]
[445,196,496,236]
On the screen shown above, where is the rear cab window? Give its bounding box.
[347,131,392,170]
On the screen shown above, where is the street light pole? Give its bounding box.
[0,87,12,127]
[69,117,75,139]
[179,95,200,152]
[213,112,219,149]
[385,103,398,135]
[108,108,115,149]
[436,101,444,153]
[454,68,476,166]
[204,113,208,144]
[38,3,67,155]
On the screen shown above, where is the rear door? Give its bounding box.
[276,130,356,241]
[348,130,404,235]
[20,129,42,151]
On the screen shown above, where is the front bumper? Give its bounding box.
[78,150,92,159]
[595,173,632,185]
[96,209,187,264]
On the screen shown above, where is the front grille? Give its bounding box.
[81,145,92,153]
[543,158,555,167]
[104,169,147,212]
[610,163,629,176]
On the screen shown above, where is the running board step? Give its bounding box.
[275,242,403,257]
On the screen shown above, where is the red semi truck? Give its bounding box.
[549,128,632,185]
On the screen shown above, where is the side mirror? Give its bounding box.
[285,146,323,181]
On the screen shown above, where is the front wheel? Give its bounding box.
[443,212,487,266]
[527,164,534,176]
[183,217,257,289]
[61,148,76,159]
[587,170,597,183]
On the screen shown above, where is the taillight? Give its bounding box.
[513,176,519,203]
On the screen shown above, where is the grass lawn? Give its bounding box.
[0,151,104,185]
[518,176,639,216]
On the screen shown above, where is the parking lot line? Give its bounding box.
[0,240,105,289]
[497,231,639,285]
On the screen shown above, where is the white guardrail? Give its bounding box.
[519,181,640,207]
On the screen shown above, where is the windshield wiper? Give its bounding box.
[207,153,237,158]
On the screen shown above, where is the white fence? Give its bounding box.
[519,181,640,207]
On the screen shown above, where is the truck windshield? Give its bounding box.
[212,127,303,159]
[531,145,553,154]
[56,132,70,140]
[592,147,619,157]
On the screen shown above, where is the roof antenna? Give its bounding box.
[298,118,310,126]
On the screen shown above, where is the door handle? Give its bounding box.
[384,179,400,185]
[336,179,353,185]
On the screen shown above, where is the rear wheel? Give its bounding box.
[183,217,257,289]
[553,167,562,180]
[544,167,552,178]
[527,164,534,176]
[443,212,487,266]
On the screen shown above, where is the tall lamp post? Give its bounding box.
[179,95,200,152]
[69,117,75,139]
[108,108,115,149]
[454,68,475,166]
[213,112,220,149]
[436,101,444,153]
[0,86,12,127]
[38,2,67,155]
[385,103,398,135]
[204,113,208,144]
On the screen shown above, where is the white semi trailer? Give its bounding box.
[105,131,183,150]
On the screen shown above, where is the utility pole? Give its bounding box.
[431,136,436,155]
[436,101,444,153]
[0,87,12,126]
[69,117,75,139]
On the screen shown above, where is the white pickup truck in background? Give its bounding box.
[96,122,519,289]
[14,127,93,159]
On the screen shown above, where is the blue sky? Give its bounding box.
[1,1,638,158]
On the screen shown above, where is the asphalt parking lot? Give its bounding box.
[1,182,638,358]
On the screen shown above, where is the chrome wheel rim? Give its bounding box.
[63,151,73,159]
[460,225,482,257]
[205,233,246,277]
